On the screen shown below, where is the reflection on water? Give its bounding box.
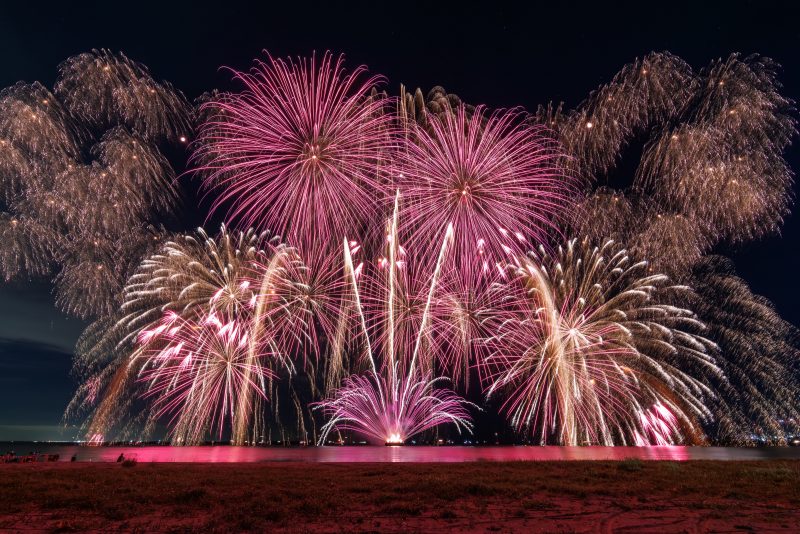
[4,444,800,463]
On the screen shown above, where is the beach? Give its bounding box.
[1,460,798,532]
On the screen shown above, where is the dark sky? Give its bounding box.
[1,0,799,440]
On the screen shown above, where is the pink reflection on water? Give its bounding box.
[20,445,800,463]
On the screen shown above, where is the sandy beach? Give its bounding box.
[1,460,798,532]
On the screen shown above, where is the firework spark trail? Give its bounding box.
[636,54,796,246]
[317,191,474,445]
[232,245,303,444]
[537,52,697,182]
[0,53,185,320]
[195,51,395,255]
[484,238,719,445]
[54,49,191,142]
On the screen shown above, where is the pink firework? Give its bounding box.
[195,52,394,254]
[136,310,286,444]
[398,105,576,279]
[317,368,474,445]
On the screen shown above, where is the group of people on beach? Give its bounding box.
[0,451,60,463]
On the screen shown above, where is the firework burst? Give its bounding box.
[54,49,191,142]
[69,225,309,443]
[0,213,58,281]
[484,238,719,445]
[544,52,795,280]
[689,256,800,443]
[398,104,574,278]
[196,51,394,253]
[0,54,184,321]
[135,310,278,445]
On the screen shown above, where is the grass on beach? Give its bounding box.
[1,460,798,532]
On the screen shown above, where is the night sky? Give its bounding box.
[1,1,799,441]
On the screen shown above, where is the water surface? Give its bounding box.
[5,444,800,462]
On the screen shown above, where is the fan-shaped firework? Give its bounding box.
[318,369,473,445]
[484,238,718,445]
[399,104,574,280]
[0,48,792,447]
[54,49,191,142]
[689,256,800,443]
[196,52,394,253]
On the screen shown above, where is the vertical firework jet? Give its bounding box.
[317,192,474,445]
[484,238,718,445]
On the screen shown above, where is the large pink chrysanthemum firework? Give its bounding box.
[195,52,395,253]
[397,105,576,278]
